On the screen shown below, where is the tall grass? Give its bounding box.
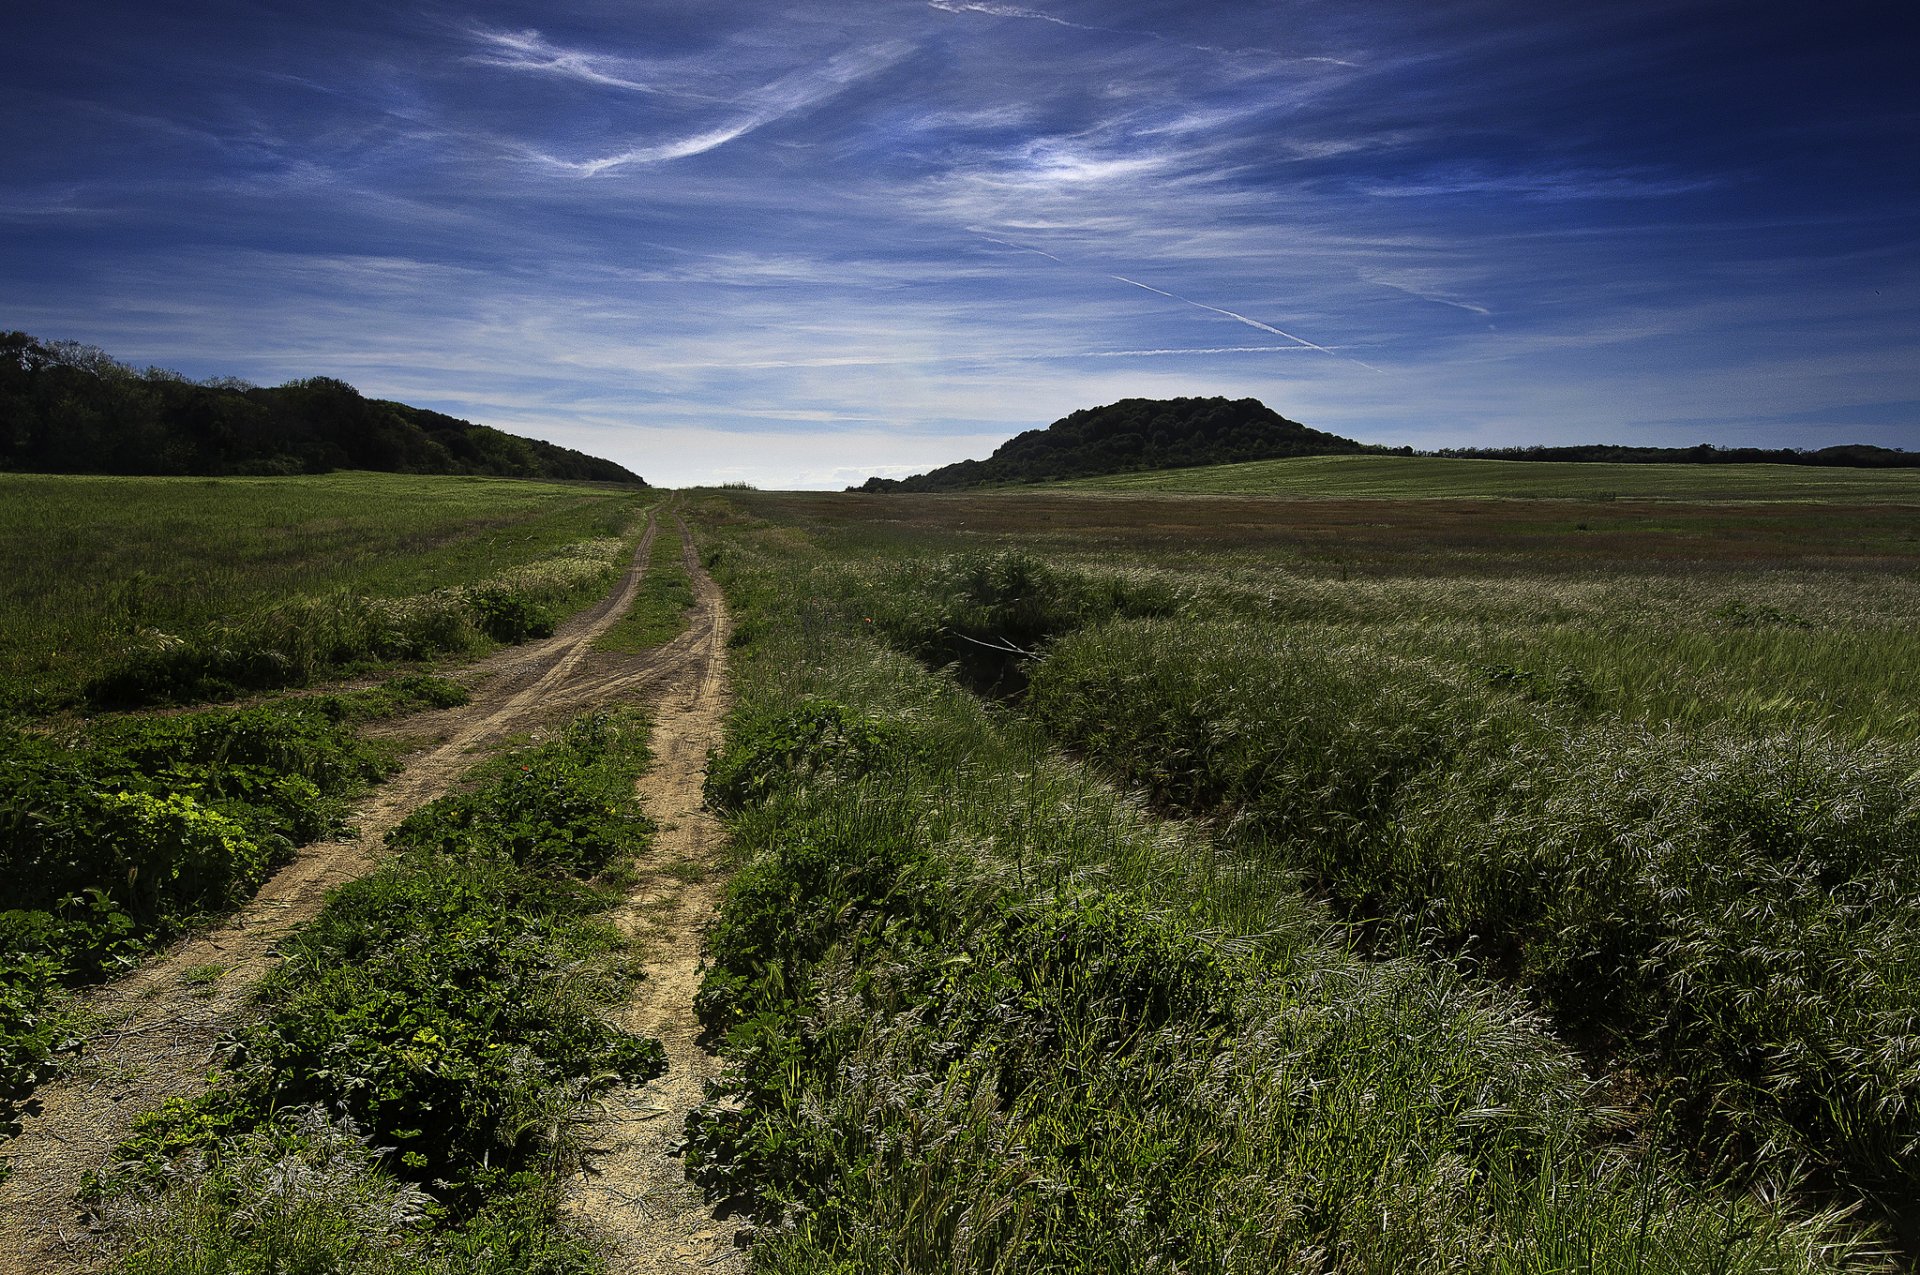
[1022,610,1920,1233]
[679,511,1888,1273]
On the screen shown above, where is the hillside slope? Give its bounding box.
[0,331,644,483]
[855,396,1374,492]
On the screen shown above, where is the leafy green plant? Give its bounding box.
[91,707,666,1266]
[0,702,389,1124]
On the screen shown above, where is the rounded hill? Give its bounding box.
[855,396,1375,492]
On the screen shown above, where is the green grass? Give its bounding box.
[1054,453,1920,502]
[0,471,646,708]
[675,497,1892,1273]
[594,509,695,653]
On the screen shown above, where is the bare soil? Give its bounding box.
[0,505,739,1272]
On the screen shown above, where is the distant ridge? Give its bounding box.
[855,396,1377,492]
[1,331,645,484]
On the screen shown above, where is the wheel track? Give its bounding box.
[0,501,726,1271]
[562,513,742,1273]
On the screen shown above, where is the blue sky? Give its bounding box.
[4,1,1915,487]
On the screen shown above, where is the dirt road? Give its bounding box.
[563,516,743,1274]
[0,505,737,1272]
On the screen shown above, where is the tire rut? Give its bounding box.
[0,502,722,1272]
[562,513,743,1274]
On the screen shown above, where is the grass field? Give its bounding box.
[1053,452,1920,502]
[1,472,653,1181]
[6,462,1919,1269]
[686,479,1920,1265]
[0,472,648,709]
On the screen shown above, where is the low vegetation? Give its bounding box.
[1056,452,1920,501]
[87,709,665,1273]
[0,472,647,711]
[594,513,696,653]
[678,497,1897,1271]
[1436,442,1919,469]
[1,695,418,1135]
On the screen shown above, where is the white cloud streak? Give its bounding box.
[466,27,668,95]
[527,41,913,175]
[926,0,1357,65]
[1109,274,1382,371]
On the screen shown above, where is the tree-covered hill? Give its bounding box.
[0,331,645,483]
[854,396,1378,492]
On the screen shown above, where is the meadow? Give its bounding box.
[1053,452,1920,502]
[5,460,1918,1270]
[684,472,1920,1268]
[0,471,647,710]
[0,472,658,1186]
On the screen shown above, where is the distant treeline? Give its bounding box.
[1436,442,1918,468]
[855,396,1382,492]
[0,331,644,484]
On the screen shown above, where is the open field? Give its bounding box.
[0,471,648,709]
[680,480,1920,1268]
[1053,452,1920,502]
[1,481,724,1272]
[6,467,1919,1270]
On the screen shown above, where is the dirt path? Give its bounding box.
[562,516,742,1274]
[0,502,734,1271]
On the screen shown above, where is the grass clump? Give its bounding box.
[1395,726,1920,1218]
[89,708,664,1271]
[1022,609,1920,1235]
[862,549,1181,694]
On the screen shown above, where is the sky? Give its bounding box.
[3,1,1915,488]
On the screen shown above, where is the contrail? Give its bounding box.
[970,230,1379,372]
[1083,345,1328,357]
[971,232,1065,263]
[1110,275,1383,372]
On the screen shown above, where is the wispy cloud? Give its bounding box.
[1362,165,1719,202]
[1082,345,1327,357]
[466,27,670,95]
[926,0,1357,65]
[526,41,912,175]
